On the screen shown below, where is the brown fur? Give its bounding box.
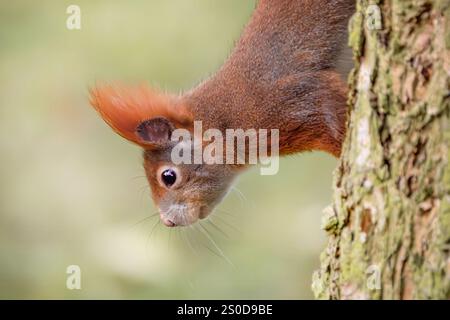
[184,0,354,157]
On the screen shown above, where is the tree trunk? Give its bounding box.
[312,0,450,300]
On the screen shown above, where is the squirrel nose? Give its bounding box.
[163,219,176,227]
[160,213,176,227]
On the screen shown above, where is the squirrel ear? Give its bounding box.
[89,84,192,148]
[136,117,174,146]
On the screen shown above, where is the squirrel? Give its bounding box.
[90,0,355,227]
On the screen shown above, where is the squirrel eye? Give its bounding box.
[161,169,177,188]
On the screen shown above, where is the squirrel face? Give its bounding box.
[143,148,238,226]
[90,85,241,227]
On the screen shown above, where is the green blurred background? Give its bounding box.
[0,0,338,299]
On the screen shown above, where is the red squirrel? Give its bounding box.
[90,0,355,227]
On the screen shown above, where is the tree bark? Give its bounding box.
[313,0,450,299]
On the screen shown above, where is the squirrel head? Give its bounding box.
[90,85,240,227]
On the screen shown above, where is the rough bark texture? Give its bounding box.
[313,0,450,299]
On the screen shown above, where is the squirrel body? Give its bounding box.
[90,0,355,227]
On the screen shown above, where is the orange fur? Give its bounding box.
[89,85,193,147]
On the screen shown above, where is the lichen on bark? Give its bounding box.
[313,0,450,300]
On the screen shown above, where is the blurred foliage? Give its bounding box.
[0,0,337,299]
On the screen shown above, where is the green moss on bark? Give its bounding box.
[314,0,450,300]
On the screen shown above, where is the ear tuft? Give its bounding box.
[89,84,192,147]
